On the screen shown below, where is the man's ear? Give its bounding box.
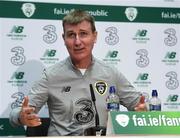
[94,31,97,43]
[62,33,65,40]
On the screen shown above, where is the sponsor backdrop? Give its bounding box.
[0,0,179,136]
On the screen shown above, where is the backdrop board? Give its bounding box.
[0,0,180,136]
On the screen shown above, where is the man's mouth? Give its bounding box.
[74,48,85,52]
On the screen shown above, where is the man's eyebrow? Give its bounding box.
[65,30,74,33]
[79,29,89,32]
[66,29,89,33]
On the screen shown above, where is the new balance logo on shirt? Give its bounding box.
[62,86,71,93]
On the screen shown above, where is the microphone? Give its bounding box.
[89,84,99,127]
[83,84,106,136]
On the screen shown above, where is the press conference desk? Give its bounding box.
[1,112,180,137]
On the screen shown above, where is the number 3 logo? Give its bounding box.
[74,98,95,125]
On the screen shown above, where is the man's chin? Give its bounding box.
[74,54,86,59]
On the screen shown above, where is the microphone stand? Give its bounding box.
[90,83,99,127]
[83,84,106,136]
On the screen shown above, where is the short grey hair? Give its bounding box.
[62,9,96,33]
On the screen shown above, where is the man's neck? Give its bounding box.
[72,57,92,69]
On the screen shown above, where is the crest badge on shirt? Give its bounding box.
[94,81,107,95]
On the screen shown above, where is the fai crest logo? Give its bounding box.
[94,81,107,95]
[125,7,138,21]
[21,3,36,18]
[116,114,129,127]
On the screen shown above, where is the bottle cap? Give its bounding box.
[109,86,116,93]
[152,90,158,97]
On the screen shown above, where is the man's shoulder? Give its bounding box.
[94,58,115,69]
[93,58,119,75]
[45,58,68,73]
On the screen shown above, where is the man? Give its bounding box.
[9,9,146,136]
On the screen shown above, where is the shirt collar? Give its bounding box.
[67,56,95,70]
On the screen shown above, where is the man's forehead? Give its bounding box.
[64,21,92,32]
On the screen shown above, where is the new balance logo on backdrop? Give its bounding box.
[162,52,179,66]
[167,95,178,102]
[11,72,25,80]
[7,72,27,87]
[103,50,121,66]
[137,73,149,81]
[7,26,27,40]
[40,49,59,64]
[135,29,147,37]
[133,73,151,87]
[132,29,150,43]
[106,51,118,58]
[165,52,176,59]
[11,26,24,33]
[43,49,57,57]
[164,94,180,110]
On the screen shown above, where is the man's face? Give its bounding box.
[63,21,97,63]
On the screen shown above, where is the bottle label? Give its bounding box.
[149,104,161,111]
[107,103,119,111]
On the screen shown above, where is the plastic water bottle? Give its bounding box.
[149,90,161,111]
[106,86,120,111]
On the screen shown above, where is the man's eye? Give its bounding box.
[67,33,76,38]
[79,32,89,37]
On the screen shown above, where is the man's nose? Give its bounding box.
[74,35,81,45]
